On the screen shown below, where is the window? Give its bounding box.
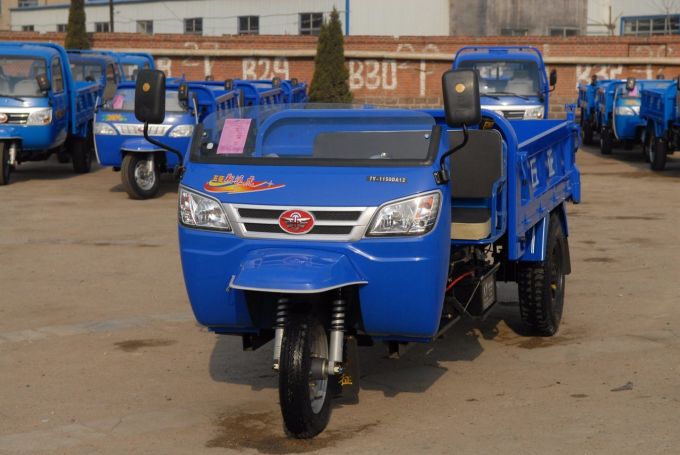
[18,0,38,7]
[549,27,578,37]
[51,58,64,93]
[299,12,323,35]
[136,20,153,34]
[21,25,34,31]
[184,17,202,35]
[501,28,528,36]
[622,15,680,36]
[238,16,259,35]
[57,24,67,33]
[95,22,110,33]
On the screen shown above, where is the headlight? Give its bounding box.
[94,122,117,135]
[366,192,441,237]
[26,108,52,125]
[169,124,194,137]
[179,187,231,231]
[615,106,640,116]
[523,106,545,119]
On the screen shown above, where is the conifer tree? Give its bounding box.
[309,8,352,103]
[65,0,90,50]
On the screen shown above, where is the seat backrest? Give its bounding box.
[0,79,9,94]
[13,79,40,96]
[448,129,504,199]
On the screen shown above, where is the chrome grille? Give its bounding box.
[1,113,29,124]
[502,110,525,120]
[224,204,377,241]
[113,123,171,136]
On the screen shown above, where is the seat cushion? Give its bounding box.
[451,207,491,240]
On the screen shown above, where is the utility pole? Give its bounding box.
[109,0,114,32]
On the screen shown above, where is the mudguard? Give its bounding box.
[229,248,367,293]
[120,137,165,153]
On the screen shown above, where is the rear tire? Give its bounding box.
[121,154,160,200]
[581,120,593,145]
[518,213,567,336]
[649,132,667,171]
[0,143,10,186]
[56,149,70,164]
[71,137,92,174]
[600,128,613,155]
[279,314,331,439]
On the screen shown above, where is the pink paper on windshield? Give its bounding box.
[112,94,125,109]
[217,119,252,155]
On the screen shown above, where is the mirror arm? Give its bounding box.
[434,124,469,185]
[143,122,184,175]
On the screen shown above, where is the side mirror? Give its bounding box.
[103,81,117,102]
[134,69,166,124]
[177,82,189,104]
[550,69,558,87]
[36,74,51,92]
[626,77,636,92]
[272,76,281,88]
[441,69,481,128]
[224,79,233,90]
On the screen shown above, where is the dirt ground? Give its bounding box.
[0,146,679,454]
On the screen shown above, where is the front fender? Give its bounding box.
[120,137,165,153]
[229,248,367,293]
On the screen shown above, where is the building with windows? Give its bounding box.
[588,0,680,36]
[0,0,63,31]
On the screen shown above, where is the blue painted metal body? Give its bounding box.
[234,80,286,106]
[640,80,679,138]
[66,50,121,100]
[578,79,612,130]
[597,79,673,142]
[178,106,580,341]
[452,46,551,119]
[0,42,99,156]
[94,80,239,170]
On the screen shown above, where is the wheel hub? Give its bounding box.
[134,160,156,190]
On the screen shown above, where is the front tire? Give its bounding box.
[121,154,160,200]
[518,213,567,336]
[279,314,331,439]
[0,143,10,186]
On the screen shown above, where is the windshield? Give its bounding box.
[103,88,186,112]
[70,62,103,82]
[0,56,47,97]
[457,59,541,97]
[190,104,437,166]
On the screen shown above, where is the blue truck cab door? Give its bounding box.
[49,56,68,147]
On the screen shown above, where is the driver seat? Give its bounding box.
[448,129,505,241]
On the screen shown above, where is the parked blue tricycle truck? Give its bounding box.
[452,46,557,120]
[94,79,239,198]
[133,69,580,438]
[0,42,99,185]
[640,77,680,170]
[597,77,673,156]
[577,75,612,145]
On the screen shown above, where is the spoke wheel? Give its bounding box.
[279,314,331,439]
[121,154,160,199]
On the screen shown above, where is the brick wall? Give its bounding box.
[4,31,680,116]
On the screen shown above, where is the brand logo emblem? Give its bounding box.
[278,209,314,235]
[0,113,7,124]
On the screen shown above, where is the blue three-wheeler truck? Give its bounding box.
[639,77,680,170]
[597,77,673,156]
[452,46,557,120]
[0,42,100,185]
[132,68,580,438]
[94,79,239,199]
[577,75,612,145]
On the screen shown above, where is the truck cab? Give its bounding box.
[452,46,556,120]
[67,50,120,100]
[0,42,99,185]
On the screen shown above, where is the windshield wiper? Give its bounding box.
[486,91,530,100]
[0,93,25,102]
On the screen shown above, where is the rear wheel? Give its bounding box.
[71,137,92,173]
[581,119,593,145]
[279,314,331,439]
[518,213,567,336]
[600,127,613,155]
[0,142,10,185]
[649,131,667,171]
[121,153,160,200]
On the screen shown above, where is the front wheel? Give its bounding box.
[518,213,567,336]
[0,142,10,185]
[279,314,331,439]
[121,154,160,200]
